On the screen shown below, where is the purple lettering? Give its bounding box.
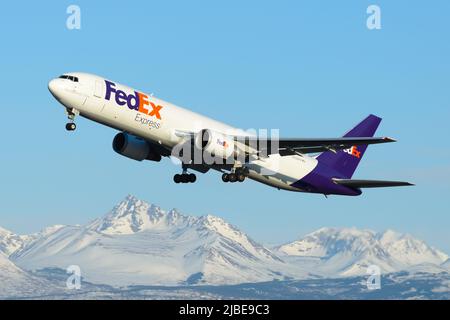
[104,80,157,118]
[104,80,116,100]
[127,91,140,110]
[115,90,127,106]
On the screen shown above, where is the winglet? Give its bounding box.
[383,137,397,143]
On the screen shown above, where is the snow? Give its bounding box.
[0,226,31,256]
[11,196,304,286]
[276,227,449,277]
[0,252,59,298]
[1,224,67,257]
[1,195,449,288]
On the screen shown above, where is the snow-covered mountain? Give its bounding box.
[276,227,449,277]
[0,251,27,281]
[0,251,58,298]
[0,225,65,256]
[1,195,449,289]
[0,226,29,256]
[11,195,305,286]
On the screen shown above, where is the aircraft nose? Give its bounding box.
[48,79,62,98]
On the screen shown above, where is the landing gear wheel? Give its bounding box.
[65,123,76,131]
[65,108,79,131]
[222,173,229,183]
[237,173,246,182]
[228,173,237,183]
[174,173,196,183]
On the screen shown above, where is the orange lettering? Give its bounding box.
[138,93,150,114]
[149,101,163,120]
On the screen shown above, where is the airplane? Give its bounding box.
[48,72,413,196]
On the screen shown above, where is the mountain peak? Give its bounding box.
[117,194,149,211]
[92,196,158,234]
[377,229,403,243]
[0,227,29,257]
[309,227,375,237]
[123,194,140,202]
[197,214,238,235]
[89,196,195,235]
[95,196,248,237]
[277,227,449,276]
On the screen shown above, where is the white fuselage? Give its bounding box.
[48,72,318,191]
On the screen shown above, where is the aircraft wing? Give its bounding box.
[174,130,396,156]
[333,178,414,188]
[238,136,396,156]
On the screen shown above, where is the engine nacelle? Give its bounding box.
[194,129,237,159]
[112,132,161,162]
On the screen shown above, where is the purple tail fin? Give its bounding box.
[317,114,382,179]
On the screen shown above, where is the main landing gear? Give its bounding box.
[65,108,78,131]
[222,169,246,183]
[174,166,197,184]
[173,173,197,184]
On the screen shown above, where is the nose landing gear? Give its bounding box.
[65,123,76,131]
[65,108,79,131]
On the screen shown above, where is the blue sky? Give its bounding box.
[0,1,449,252]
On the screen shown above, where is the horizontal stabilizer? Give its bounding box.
[333,178,414,188]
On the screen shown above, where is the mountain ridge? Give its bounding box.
[9,195,301,286]
[1,195,448,287]
[275,227,448,277]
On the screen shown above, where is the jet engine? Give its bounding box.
[194,129,237,159]
[112,132,161,162]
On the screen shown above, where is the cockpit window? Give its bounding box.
[59,75,79,82]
